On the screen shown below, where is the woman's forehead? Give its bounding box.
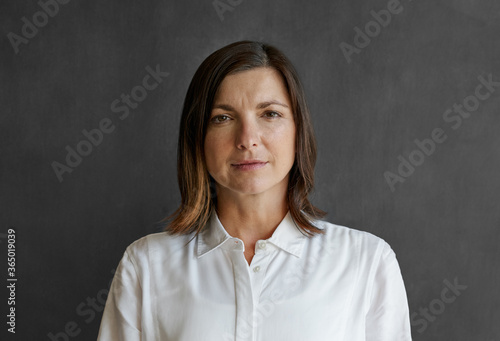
[214,67,290,107]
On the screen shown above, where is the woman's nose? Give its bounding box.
[235,119,260,150]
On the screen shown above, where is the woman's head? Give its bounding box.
[166,41,325,235]
[205,66,296,203]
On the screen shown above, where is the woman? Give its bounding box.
[97,41,412,340]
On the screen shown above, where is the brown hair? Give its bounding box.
[164,41,326,236]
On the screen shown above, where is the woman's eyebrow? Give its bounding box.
[212,103,234,111]
[256,100,289,109]
[212,100,289,111]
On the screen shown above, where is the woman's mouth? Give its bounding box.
[231,161,268,171]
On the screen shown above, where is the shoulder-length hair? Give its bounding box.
[164,40,326,236]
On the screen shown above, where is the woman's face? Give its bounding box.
[204,67,296,200]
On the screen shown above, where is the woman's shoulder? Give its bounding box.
[123,231,195,261]
[311,218,394,257]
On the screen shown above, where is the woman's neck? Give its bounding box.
[215,185,289,262]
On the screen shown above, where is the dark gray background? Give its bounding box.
[1,0,499,340]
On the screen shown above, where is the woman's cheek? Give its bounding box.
[264,122,285,137]
[269,123,294,143]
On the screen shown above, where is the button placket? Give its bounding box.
[230,243,254,341]
[249,244,274,307]
[251,241,267,278]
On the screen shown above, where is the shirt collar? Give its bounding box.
[196,210,308,258]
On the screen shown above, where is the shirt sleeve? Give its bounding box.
[365,242,412,341]
[97,249,142,341]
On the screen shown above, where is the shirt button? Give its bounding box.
[253,266,261,273]
[258,241,267,249]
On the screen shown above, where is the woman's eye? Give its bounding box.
[264,111,281,118]
[211,115,230,124]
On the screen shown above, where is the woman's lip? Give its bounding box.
[231,162,268,170]
[232,161,266,166]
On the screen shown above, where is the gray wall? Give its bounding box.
[1,0,499,340]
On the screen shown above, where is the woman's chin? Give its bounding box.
[221,182,271,197]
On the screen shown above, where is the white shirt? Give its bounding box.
[97,211,412,340]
